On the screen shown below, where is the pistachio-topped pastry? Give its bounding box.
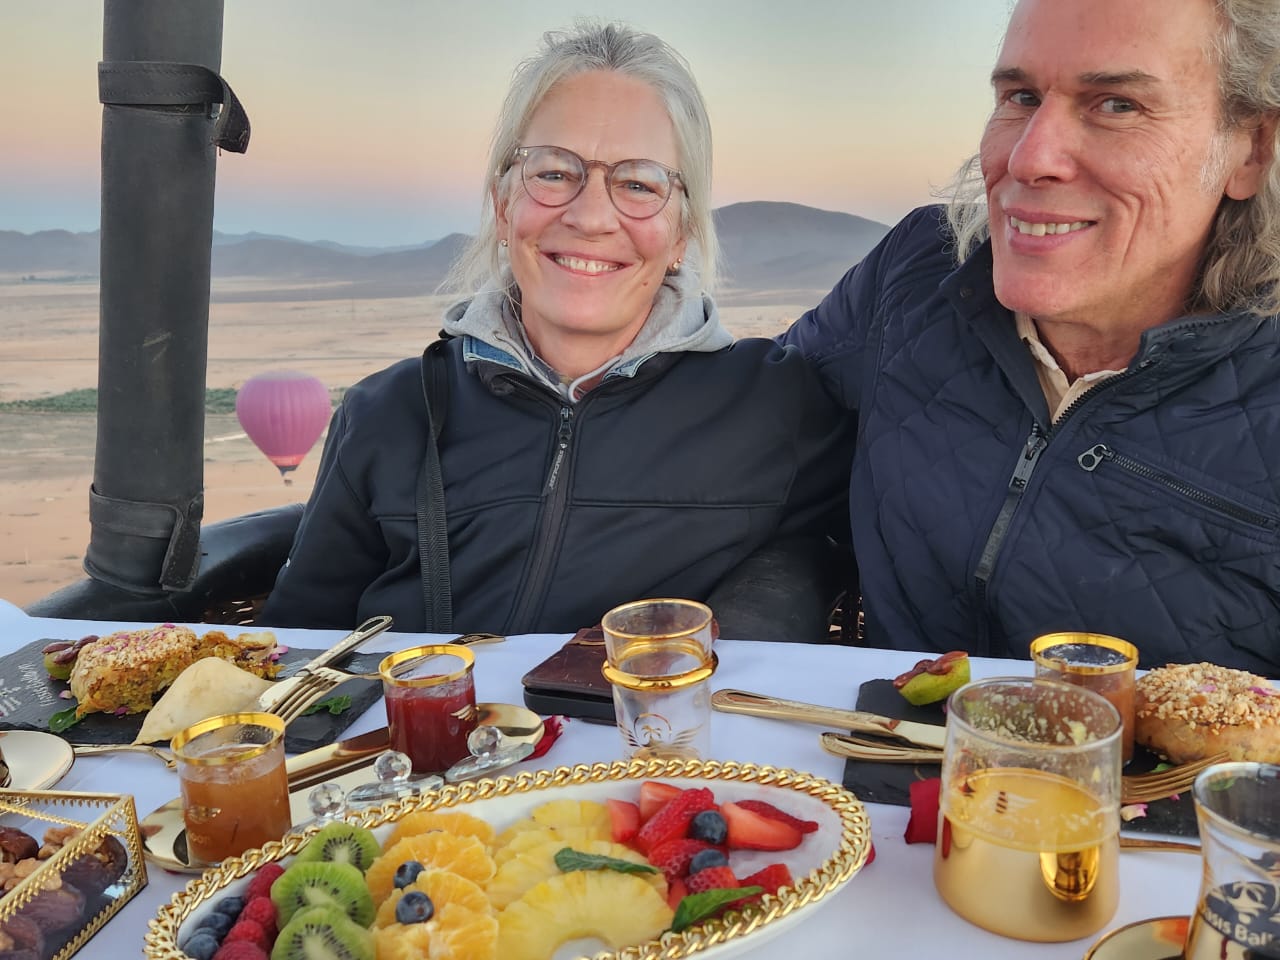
[68,624,280,718]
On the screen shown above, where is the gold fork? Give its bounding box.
[821,733,1228,804]
[1120,752,1229,804]
[264,671,345,726]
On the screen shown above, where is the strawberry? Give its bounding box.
[243,863,284,902]
[606,798,641,844]
[735,799,819,834]
[638,781,682,822]
[739,863,793,896]
[636,787,717,854]
[721,801,804,851]
[685,865,738,894]
[647,837,716,883]
[666,876,689,911]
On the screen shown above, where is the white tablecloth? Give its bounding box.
[0,602,1201,959]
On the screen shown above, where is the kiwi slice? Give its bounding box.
[272,904,374,960]
[271,860,376,929]
[294,822,381,874]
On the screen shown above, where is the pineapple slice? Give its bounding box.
[367,833,496,904]
[487,837,666,908]
[374,902,498,960]
[385,810,496,851]
[374,869,492,928]
[492,799,611,853]
[493,826,608,867]
[496,871,674,960]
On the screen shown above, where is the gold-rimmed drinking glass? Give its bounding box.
[933,677,1123,942]
[1031,632,1138,763]
[379,645,477,774]
[601,598,716,760]
[171,711,290,864]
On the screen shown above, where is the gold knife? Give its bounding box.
[256,614,394,714]
[711,688,947,750]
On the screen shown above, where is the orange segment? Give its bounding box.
[374,902,498,960]
[367,833,496,904]
[374,869,492,928]
[384,810,496,851]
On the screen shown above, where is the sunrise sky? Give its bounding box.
[3,1,1014,247]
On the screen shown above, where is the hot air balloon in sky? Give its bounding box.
[235,370,332,483]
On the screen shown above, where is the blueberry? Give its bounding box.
[688,848,729,874]
[393,860,425,890]
[395,890,435,925]
[213,895,245,918]
[688,810,728,845]
[195,911,235,939]
[182,932,220,960]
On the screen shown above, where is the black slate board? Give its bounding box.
[841,679,1198,838]
[0,638,386,754]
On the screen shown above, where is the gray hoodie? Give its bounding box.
[441,258,733,401]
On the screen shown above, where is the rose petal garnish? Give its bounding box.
[1120,803,1148,822]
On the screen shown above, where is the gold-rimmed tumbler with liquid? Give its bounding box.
[171,712,290,864]
[601,598,716,760]
[933,677,1123,942]
[1183,762,1280,960]
[380,645,478,774]
[1031,632,1138,763]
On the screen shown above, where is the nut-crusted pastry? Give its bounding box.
[1135,662,1280,763]
[68,624,280,718]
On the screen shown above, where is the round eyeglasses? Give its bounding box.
[511,145,684,220]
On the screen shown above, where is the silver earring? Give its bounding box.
[669,259,682,273]
[500,239,508,248]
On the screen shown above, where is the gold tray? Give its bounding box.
[145,758,872,960]
[0,789,147,960]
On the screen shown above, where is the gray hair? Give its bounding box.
[443,20,718,295]
[943,0,1280,317]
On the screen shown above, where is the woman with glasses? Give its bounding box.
[259,21,852,639]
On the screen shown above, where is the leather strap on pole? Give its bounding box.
[86,486,205,592]
[98,60,250,153]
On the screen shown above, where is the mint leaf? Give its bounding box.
[302,694,352,717]
[554,847,659,876]
[671,886,764,932]
[49,707,81,734]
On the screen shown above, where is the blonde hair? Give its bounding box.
[443,20,718,295]
[944,0,1280,317]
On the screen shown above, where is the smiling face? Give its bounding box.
[980,0,1268,344]
[494,70,687,375]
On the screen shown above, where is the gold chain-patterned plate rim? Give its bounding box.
[143,758,873,960]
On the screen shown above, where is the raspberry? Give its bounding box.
[733,800,819,834]
[684,865,738,894]
[223,919,270,952]
[238,897,277,939]
[243,863,284,902]
[646,837,717,883]
[211,941,268,960]
[635,788,717,854]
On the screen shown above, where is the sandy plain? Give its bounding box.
[0,279,802,608]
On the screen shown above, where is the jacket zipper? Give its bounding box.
[506,401,577,630]
[1077,443,1279,529]
[969,356,1158,649]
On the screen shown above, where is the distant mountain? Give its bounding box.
[0,202,891,304]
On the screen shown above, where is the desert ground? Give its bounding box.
[0,279,804,608]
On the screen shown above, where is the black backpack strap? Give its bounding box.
[416,340,452,631]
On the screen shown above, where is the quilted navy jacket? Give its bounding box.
[782,205,1280,673]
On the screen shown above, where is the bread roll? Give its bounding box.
[1134,662,1280,763]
